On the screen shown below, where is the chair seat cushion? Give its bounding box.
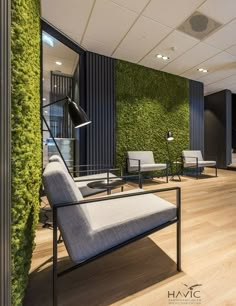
[184,160,216,167]
[130,163,167,172]
[65,191,176,263]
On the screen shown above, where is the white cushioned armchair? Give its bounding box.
[43,161,181,306]
[127,151,168,187]
[182,150,217,178]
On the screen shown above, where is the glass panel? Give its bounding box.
[42,30,80,170]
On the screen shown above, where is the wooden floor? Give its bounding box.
[24,169,236,306]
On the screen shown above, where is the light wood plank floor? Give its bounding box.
[24,169,236,306]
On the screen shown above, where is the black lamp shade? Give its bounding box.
[166,131,174,141]
[68,100,91,128]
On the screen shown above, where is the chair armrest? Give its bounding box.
[52,186,181,210]
[126,157,141,172]
[182,156,199,165]
[74,174,141,183]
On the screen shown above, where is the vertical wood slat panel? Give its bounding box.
[85,52,115,169]
[189,80,204,153]
[0,0,11,305]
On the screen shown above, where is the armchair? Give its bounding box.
[43,162,181,306]
[127,151,169,187]
[182,150,217,178]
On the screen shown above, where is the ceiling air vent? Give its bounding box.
[178,11,222,40]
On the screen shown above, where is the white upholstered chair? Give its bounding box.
[182,150,217,178]
[127,151,168,187]
[43,161,181,306]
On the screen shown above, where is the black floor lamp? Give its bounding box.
[42,96,91,173]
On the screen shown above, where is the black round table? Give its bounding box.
[87,179,126,195]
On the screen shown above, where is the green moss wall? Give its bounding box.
[11,0,41,305]
[116,60,189,169]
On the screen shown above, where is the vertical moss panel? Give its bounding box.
[116,60,189,168]
[11,0,41,305]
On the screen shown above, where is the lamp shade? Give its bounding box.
[68,99,91,128]
[166,131,174,141]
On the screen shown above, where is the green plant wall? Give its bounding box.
[116,60,189,169]
[11,0,41,305]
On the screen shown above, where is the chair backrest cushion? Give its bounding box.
[182,150,203,163]
[127,151,155,171]
[49,154,68,173]
[43,162,90,261]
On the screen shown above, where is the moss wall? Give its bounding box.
[116,60,189,169]
[11,0,41,305]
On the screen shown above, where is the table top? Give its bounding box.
[87,179,126,190]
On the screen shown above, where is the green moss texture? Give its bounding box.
[116,60,189,170]
[11,0,41,305]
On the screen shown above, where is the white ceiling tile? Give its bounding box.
[140,30,199,68]
[226,44,236,57]
[198,0,236,24]
[143,0,205,28]
[113,16,171,62]
[110,0,149,13]
[41,0,94,43]
[162,42,220,75]
[204,19,236,50]
[182,51,236,80]
[82,37,114,56]
[84,0,138,51]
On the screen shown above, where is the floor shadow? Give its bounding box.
[24,238,181,306]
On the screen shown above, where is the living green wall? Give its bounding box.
[116,60,189,169]
[11,0,41,305]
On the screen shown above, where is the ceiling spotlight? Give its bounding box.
[56,61,62,65]
[156,54,170,61]
[43,98,46,101]
[44,110,48,114]
[54,84,57,88]
[198,68,208,73]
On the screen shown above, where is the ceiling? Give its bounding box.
[41,0,236,95]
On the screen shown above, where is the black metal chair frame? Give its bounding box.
[182,156,218,179]
[51,186,181,306]
[126,158,169,188]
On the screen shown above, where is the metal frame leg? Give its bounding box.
[176,189,181,272]
[215,165,218,177]
[53,207,58,306]
[166,167,169,183]
[138,171,143,188]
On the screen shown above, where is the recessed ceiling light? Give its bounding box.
[54,84,57,88]
[156,54,170,61]
[42,33,54,47]
[198,68,208,73]
[42,98,46,101]
[44,110,48,114]
[56,61,62,65]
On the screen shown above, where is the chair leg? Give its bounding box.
[53,208,58,306]
[177,219,181,272]
[138,172,143,188]
[196,167,199,179]
[215,165,218,177]
[166,167,168,183]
